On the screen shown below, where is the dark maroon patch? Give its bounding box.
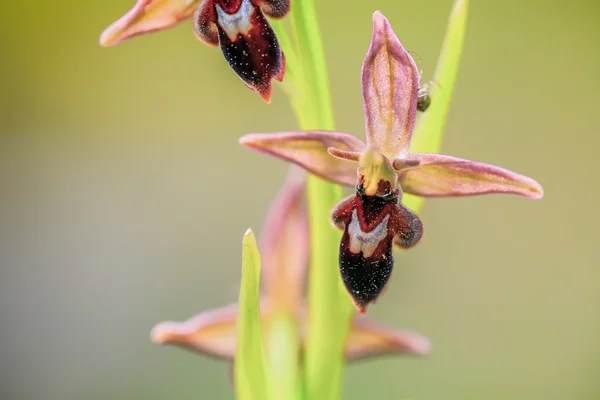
[331,185,424,313]
[214,0,285,102]
[217,0,243,14]
[339,235,394,313]
[193,0,218,46]
[254,0,291,18]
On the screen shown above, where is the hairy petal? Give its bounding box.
[345,316,431,360]
[260,169,308,308]
[214,0,285,102]
[151,303,239,359]
[394,153,544,198]
[390,201,424,248]
[362,11,420,158]
[193,0,219,46]
[240,131,365,187]
[100,0,201,47]
[254,0,291,18]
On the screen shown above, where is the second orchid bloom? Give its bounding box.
[151,171,430,363]
[241,12,544,312]
[100,0,289,102]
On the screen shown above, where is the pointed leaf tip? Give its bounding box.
[402,0,469,213]
[410,0,468,156]
[236,228,269,399]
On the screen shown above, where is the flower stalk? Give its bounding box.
[272,1,355,399]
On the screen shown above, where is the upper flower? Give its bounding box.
[239,11,543,311]
[239,11,544,200]
[100,0,289,102]
[150,170,430,361]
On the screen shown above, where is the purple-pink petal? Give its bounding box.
[100,0,200,47]
[239,131,365,187]
[362,11,420,158]
[394,153,544,198]
[259,168,308,308]
[151,303,240,359]
[345,316,431,360]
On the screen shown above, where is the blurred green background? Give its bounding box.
[1,0,599,399]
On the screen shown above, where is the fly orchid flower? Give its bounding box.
[239,11,544,313]
[100,0,288,102]
[150,170,430,362]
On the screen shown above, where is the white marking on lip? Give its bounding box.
[215,0,254,42]
[348,209,389,258]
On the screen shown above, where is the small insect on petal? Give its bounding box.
[214,0,285,102]
[408,50,433,113]
[417,84,432,112]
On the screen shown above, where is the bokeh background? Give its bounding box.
[1,0,599,399]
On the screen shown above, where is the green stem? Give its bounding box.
[274,1,355,398]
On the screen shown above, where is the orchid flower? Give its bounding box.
[239,11,544,312]
[150,170,430,362]
[100,0,288,102]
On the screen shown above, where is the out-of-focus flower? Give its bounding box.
[239,11,543,312]
[150,170,430,361]
[100,0,288,102]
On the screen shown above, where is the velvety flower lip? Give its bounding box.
[100,0,289,102]
[196,0,286,102]
[150,169,430,360]
[239,11,544,200]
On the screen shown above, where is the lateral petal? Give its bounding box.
[193,0,219,46]
[151,303,239,359]
[394,153,544,198]
[100,0,201,47]
[240,131,365,187]
[345,316,431,360]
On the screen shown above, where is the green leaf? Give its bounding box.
[404,0,469,213]
[235,229,269,400]
[265,313,300,400]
